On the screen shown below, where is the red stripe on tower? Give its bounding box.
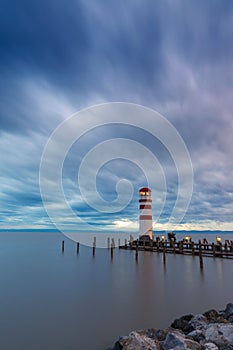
[139,187,153,240]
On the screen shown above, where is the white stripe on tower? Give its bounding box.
[139,187,153,239]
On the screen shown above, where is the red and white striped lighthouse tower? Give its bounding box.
[139,187,153,240]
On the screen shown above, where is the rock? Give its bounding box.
[225,304,233,320]
[154,328,171,341]
[118,330,161,350]
[204,323,233,349]
[203,310,219,322]
[162,330,201,350]
[203,343,219,350]
[203,309,228,324]
[190,314,208,331]
[188,329,205,344]
[171,314,194,334]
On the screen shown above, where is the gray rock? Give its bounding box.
[188,329,205,344]
[118,330,161,350]
[204,323,233,349]
[147,328,169,342]
[190,314,208,331]
[203,343,219,350]
[162,330,201,350]
[225,304,233,320]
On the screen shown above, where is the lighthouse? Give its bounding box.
[139,187,153,240]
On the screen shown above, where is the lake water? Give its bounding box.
[0,231,233,350]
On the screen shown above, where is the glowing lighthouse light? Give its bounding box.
[139,187,153,240]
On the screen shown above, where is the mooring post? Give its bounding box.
[77,242,80,254]
[124,238,127,249]
[199,240,203,269]
[225,241,228,257]
[212,242,216,257]
[191,241,195,255]
[135,240,138,261]
[107,237,110,249]
[118,238,120,248]
[111,243,114,259]
[92,237,96,257]
[62,240,64,252]
[143,239,145,251]
[112,238,115,249]
[163,246,166,264]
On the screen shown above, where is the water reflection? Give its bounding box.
[0,232,232,350]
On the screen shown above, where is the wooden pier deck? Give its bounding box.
[120,239,233,259]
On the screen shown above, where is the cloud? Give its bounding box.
[0,0,233,230]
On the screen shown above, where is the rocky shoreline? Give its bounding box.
[108,303,233,350]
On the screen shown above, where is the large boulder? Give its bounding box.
[190,314,208,330]
[204,323,233,349]
[118,330,161,350]
[171,314,194,334]
[162,330,201,350]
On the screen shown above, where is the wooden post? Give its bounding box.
[118,238,120,248]
[111,243,114,259]
[62,240,64,252]
[163,247,166,264]
[225,241,228,257]
[172,240,176,254]
[212,242,216,257]
[191,241,195,256]
[143,239,145,251]
[107,237,110,249]
[112,238,115,249]
[92,240,96,257]
[199,240,203,269]
[77,242,80,254]
[135,240,138,261]
[124,239,127,248]
[157,240,159,252]
[219,242,222,258]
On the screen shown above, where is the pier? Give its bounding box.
[119,236,233,259]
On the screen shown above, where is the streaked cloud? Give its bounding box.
[0,0,233,231]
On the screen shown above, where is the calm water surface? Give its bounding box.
[0,232,233,350]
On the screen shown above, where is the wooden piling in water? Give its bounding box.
[111,243,114,259]
[199,240,203,269]
[191,241,195,256]
[135,240,138,261]
[77,242,80,254]
[62,240,64,252]
[163,247,166,264]
[212,242,216,257]
[124,239,127,248]
[107,237,110,249]
[118,238,120,248]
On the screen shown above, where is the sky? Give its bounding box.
[1,0,233,232]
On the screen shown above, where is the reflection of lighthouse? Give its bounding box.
[139,187,153,240]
